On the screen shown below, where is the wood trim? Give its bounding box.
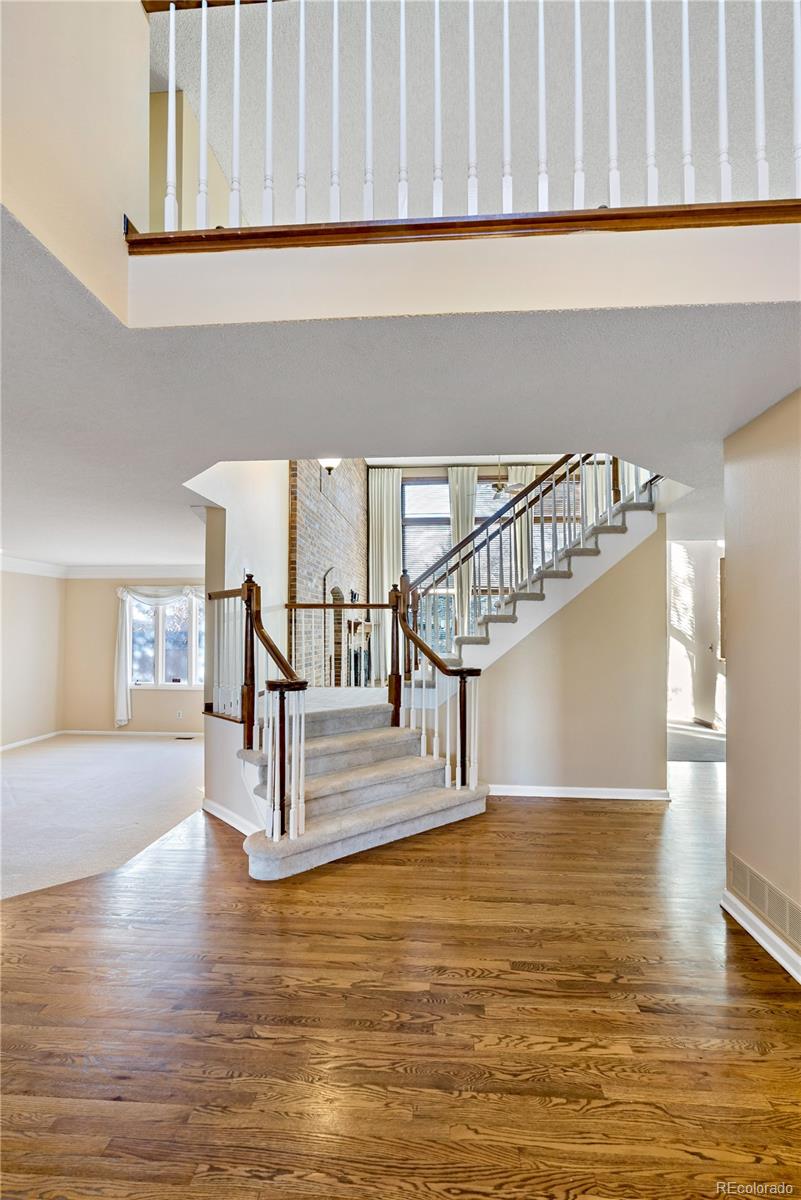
[203,708,244,725]
[286,602,392,611]
[207,586,243,601]
[125,199,801,256]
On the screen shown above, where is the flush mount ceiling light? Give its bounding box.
[318,458,342,475]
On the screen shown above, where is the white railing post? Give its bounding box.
[754,0,769,200]
[330,0,340,221]
[398,0,408,219]
[681,0,695,203]
[573,0,585,210]
[718,0,732,202]
[433,0,443,216]
[467,0,478,215]
[794,0,801,196]
[262,0,274,225]
[502,0,513,213]
[469,678,479,790]
[164,1,178,232]
[196,0,209,229]
[608,0,620,207]
[364,0,374,219]
[296,0,307,223]
[538,0,549,212]
[644,0,658,205]
[228,0,241,228]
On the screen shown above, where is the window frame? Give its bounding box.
[129,594,204,690]
[401,479,452,581]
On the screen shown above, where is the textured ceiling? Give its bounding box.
[149,0,796,229]
[2,208,799,564]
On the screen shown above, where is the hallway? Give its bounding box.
[2,763,799,1198]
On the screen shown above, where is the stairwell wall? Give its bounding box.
[479,518,668,796]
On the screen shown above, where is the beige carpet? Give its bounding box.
[1,734,203,898]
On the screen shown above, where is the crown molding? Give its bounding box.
[0,554,68,578]
[0,554,203,580]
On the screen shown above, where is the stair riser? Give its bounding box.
[305,707,392,739]
[298,735,421,780]
[307,763,447,817]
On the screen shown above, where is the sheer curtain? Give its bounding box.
[507,464,537,587]
[368,469,402,683]
[448,466,478,637]
[114,585,203,727]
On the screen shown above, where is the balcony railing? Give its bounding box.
[141,0,801,244]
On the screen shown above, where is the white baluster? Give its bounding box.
[608,0,620,207]
[364,0,374,219]
[537,0,549,212]
[263,0,274,224]
[272,695,282,841]
[398,0,408,218]
[681,0,695,203]
[289,693,299,838]
[502,0,513,213]
[718,0,732,202]
[644,0,658,205]
[754,0,769,199]
[433,0,443,216]
[445,667,452,785]
[330,0,340,221]
[573,0,585,210]
[164,2,178,232]
[579,460,587,546]
[229,0,241,227]
[469,678,479,790]
[296,0,307,223]
[467,0,478,215]
[433,670,441,759]
[794,0,801,196]
[298,693,306,835]
[420,653,427,756]
[196,0,209,228]
[455,680,462,791]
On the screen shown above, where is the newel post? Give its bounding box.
[400,571,412,682]
[241,574,256,751]
[388,584,402,727]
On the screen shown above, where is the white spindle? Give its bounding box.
[469,679,479,790]
[573,0,585,209]
[298,695,306,835]
[330,0,340,221]
[467,0,478,215]
[794,0,801,196]
[398,0,408,218]
[537,0,549,211]
[289,694,299,838]
[229,0,241,227]
[681,0,695,203]
[433,671,441,758]
[644,0,658,205]
[262,0,274,224]
[502,0,513,213]
[296,0,307,222]
[445,668,452,784]
[196,0,209,228]
[164,2,178,232]
[433,0,443,216]
[608,0,620,207]
[754,0,769,199]
[364,0,374,219]
[718,0,732,201]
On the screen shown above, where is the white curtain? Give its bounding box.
[448,466,478,637]
[507,464,537,587]
[114,586,204,727]
[368,469,402,683]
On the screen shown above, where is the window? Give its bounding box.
[401,478,511,579]
[129,594,205,688]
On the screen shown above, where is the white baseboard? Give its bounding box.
[721,889,801,986]
[62,729,204,738]
[202,797,261,837]
[0,730,62,752]
[490,784,670,801]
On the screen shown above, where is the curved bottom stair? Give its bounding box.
[240,700,488,880]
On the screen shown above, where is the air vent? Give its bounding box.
[728,852,801,952]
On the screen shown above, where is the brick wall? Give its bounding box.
[288,459,368,684]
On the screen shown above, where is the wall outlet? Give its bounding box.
[176,710,183,720]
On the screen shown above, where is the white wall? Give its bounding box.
[668,540,726,727]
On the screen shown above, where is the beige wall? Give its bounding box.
[1,572,67,747]
[479,519,667,793]
[725,389,801,905]
[149,92,230,233]
[62,578,204,734]
[1,0,150,321]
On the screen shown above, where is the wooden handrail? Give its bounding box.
[207,586,244,601]
[286,602,392,611]
[397,577,480,680]
[125,199,801,256]
[247,578,305,686]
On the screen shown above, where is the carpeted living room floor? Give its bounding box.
[0,734,203,898]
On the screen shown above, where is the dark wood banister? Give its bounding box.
[409,451,590,592]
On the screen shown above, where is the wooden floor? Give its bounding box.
[3,763,800,1199]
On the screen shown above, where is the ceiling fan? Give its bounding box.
[491,456,524,498]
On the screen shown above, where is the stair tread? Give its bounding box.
[240,725,417,770]
[245,783,489,860]
[255,753,441,801]
[307,700,392,725]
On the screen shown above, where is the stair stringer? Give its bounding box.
[459,509,659,672]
